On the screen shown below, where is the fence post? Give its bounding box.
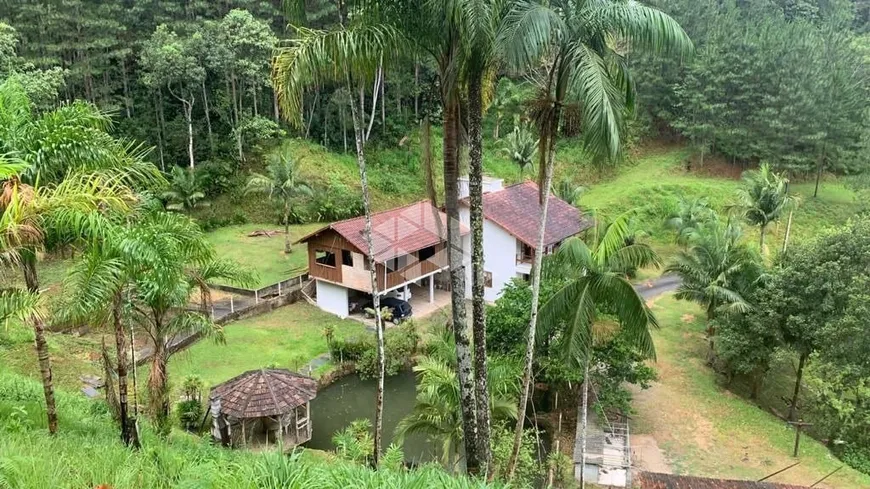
[255,289,259,304]
[230,296,234,313]
[278,281,282,296]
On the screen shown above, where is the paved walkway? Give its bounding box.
[634,274,681,300]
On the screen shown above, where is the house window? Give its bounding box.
[315,249,336,267]
[419,245,436,261]
[484,271,493,288]
[519,243,534,263]
[341,249,353,266]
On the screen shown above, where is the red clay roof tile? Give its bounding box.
[469,181,592,248]
[298,200,464,263]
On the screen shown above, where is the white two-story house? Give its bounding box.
[459,177,593,302]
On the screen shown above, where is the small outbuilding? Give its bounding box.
[209,368,317,450]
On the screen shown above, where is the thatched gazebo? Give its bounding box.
[209,368,317,450]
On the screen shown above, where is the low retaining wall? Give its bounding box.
[134,284,308,367]
[211,274,310,300]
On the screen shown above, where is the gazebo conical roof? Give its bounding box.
[209,368,317,419]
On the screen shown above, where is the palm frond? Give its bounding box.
[495,0,564,72]
[567,42,624,161]
[586,0,693,57]
[0,288,42,324]
[273,24,405,126]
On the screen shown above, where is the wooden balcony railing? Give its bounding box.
[381,249,448,290]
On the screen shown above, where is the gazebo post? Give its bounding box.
[294,406,299,442]
[241,419,247,448]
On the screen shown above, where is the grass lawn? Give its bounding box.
[0,322,103,391]
[580,144,862,270]
[633,294,870,488]
[205,223,324,288]
[169,301,367,389]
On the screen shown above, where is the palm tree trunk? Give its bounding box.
[788,352,808,422]
[467,72,491,473]
[507,103,561,478]
[113,294,136,447]
[444,96,479,474]
[346,71,385,465]
[148,327,171,437]
[284,207,292,254]
[759,223,766,251]
[22,254,58,435]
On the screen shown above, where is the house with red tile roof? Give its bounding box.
[459,177,593,301]
[296,200,464,318]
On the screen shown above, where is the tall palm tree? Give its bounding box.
[666,219,762,324]
[464,0,513,471]
[122,211,253,435]
[245,150,313,254]
[395,355,519,472]
[61,226,139,447]
[496,0,692,475]
[273,20,399,463]
[538,210,661,487]
[0,81,160,434]
[502,121,538,179]
[735,163,794,251]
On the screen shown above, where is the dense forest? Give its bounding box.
[0,0,867,189]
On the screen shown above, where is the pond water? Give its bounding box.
[305,370,439,463]
[306,369,552,471]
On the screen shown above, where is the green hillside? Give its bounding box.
[0,372,496,489]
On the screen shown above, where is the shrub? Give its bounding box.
[329,335,374,363]
[176,375,205,433]
[357,322,419,380]
[332,418,374,465]
[176,399,204,433]
[330,323,420,380]
[307,181,364,222]
[490,425,541,487]
[197,158,237,196]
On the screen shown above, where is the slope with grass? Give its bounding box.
[206,223,324,288]
[0,372,497,489]
[580,144,861,262]
[169,302,367,387]
[633,294,870,488]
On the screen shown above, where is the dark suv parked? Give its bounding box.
[361,297,413,324]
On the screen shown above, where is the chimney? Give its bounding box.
[458,176,504,200]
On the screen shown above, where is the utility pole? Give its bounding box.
[788,421,813,458]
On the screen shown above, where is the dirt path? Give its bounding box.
[631,434,671,473]
[627,294,868,488]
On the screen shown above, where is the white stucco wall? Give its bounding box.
[316,280,349,318]
[482,220,519,302]
[460,204,521,302]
